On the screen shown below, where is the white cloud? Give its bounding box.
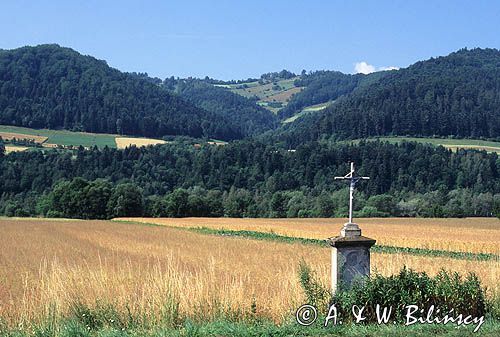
[354,61,376,74]
[354,62,399,74]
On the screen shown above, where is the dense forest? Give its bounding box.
[1,139,499,218]
[275,48,500,146]
[0,45,244,140]
[1,46,500,219]
[163,78,278,136]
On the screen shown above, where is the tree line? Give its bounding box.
[1,139,499,218]
[3,177,499,219]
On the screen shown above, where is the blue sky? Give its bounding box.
[1,1,499,80]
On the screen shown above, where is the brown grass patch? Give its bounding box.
[264,87,303,103]
[0,132,47,143]
[117,217,500,255]
[115,137,166,149]
[1,218,498,327]
[41,143,59,148]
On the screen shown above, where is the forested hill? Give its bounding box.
[163,78,278,136]
[274,48,500,146]
[276,70,386,120]
[0,45,242,140]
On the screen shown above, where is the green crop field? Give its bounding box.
[0,124,117,148]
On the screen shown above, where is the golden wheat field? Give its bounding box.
[117,217,500,255]
[114,137,166,149]
[0,217,499,328]
[4,145,29,153]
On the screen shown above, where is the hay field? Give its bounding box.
[228,78,302,113]
[0,218,316,326]
[4,145,29,153]
[0,131,47,143]
[115,137,166,149]
[1,218,499,328]
[117,217,500,255]
[265,86,302,103]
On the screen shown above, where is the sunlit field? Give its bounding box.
[1,218,499,330]
[114,137,166,149]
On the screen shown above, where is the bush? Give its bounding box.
[494,197,500,219]
[333,267,487,323]
[356,206,388,217]
[46,210,64,218]
[297,260,330,309]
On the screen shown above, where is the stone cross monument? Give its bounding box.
[328,162,376,293]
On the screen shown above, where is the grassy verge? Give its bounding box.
[114,220,500,262]
[2,317,499,336]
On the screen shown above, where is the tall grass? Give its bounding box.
[14,256,272,329]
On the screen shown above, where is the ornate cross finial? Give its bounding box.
[334,162,370,237]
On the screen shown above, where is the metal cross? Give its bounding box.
[334,162,369,224]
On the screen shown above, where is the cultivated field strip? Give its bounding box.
[4,145,29,153]
[0,218,498,327]
[116,217,500,255]
[0,124,166,149]
[0,131,48,143]
[115,137,166,149]
[166,226,499,261]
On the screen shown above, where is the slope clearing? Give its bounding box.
[370,136,500,153]
[0,124,164,149]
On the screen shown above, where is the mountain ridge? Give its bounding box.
[0,44,242,140]
[271,47,500,146]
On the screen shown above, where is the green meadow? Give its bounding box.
[282,102,330,123]
[0,125,117,148]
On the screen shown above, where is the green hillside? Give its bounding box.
[163,78,278,136]
[274,48,500,147]
[223,77,302,114]
[223,70,387,120]
[0,44,242,141]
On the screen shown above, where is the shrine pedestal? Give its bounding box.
[328,223,376,294]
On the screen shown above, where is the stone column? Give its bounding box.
[328,222,376,294]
